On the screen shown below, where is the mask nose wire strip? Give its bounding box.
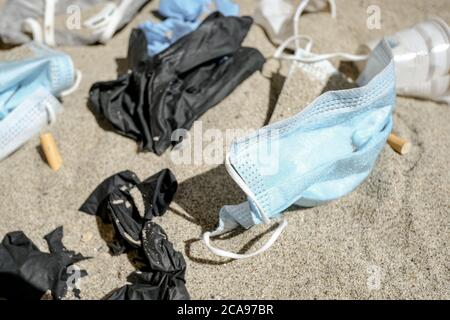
[202,153,288,259]
[276,0,368,63]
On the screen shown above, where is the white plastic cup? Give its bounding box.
[389,17,449,85]
[357,17,450,104]
[397,75,450,104]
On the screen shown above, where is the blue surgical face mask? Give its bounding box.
[140,0,239,56]
[0,44,76,120]
[0,0,150,46]
[159,0,239,21]
[203,40,396,259]
[0,44,78,160]
[0,88,62,160]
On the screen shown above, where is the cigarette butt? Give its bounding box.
[40,133,63,171]
[387,133,411,155]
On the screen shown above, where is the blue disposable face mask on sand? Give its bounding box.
[0,44,79,160]
[203,40,396,259]
[0,44,77,119]
[139,0,239,56]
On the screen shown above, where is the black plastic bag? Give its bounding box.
[0,227,88,300]
[89,12,265,155]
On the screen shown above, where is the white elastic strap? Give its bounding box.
[44,0,57,46]
[274,34,314,58]
[203,219,288,259]
[329,0,337,18]
[293,0,336,49]
[201,153,288,259]
[22,0,57,46]
[277,0,367,63]
[293,0,311,49]
[22,18,44,44]
[275,34,369,62]
[60,70,82,97]
[45,101,57,125]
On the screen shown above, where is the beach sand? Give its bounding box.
[0,0,448,299]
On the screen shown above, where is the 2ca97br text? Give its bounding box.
[221,304,274,315]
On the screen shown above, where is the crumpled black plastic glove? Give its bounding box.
[89,12,265,155]
[0,227,88,300]
[80,169,189,300]
[79,169,177,254]
[104,222,189,300]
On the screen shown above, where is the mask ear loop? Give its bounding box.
[21,0,57,46]
[22,18,44,44]
[294,0,337,48]
[60,70,82,97]
[45,100,57,125]
[275,35,369,62]
[202,153,288,259]
[43,0,57,46]
[203,219,288,259]
[277,0,368,63]
[293,0,313,49]
[328,0,337,18]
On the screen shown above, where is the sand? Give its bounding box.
[0,0,448,299]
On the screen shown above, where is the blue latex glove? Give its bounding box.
[140,0,239,56]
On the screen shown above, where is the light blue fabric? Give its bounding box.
[0,44,74,120]
[139,0,239,56]
[216,40,396,232]
[139,19,197,56]
[0,44,74,160]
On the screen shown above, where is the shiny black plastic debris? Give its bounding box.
[89,12,265,155]
[79,169,178,255]
[0,227,87,300]
[80,169,189,300]
[104,222,189,300]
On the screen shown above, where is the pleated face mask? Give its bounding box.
[0,44,76,119]
[0,0,150,46]
[0,44,79,160]
[203,40,396,259]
